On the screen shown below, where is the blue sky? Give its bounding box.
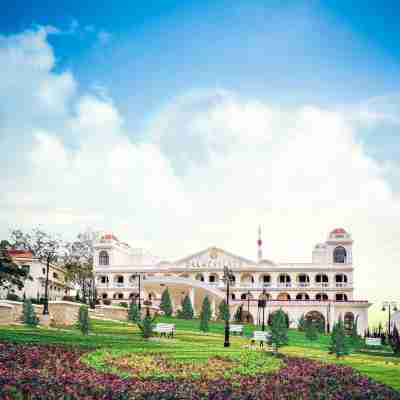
[1,1,400,314]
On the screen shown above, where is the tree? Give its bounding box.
[298,314,307,332]
[200,296,211,332]
[218,300,230,322]
[389,325,400,356]
[128,301,140,323]
[305,320,318,341]
[64,231,98,308]
[329,318,350,358]
[270,309,289,352]
[0,240,30,291]
[22,298,39,327]
[159,288,173,316]
[10,228,63,315]
[350,316,362,350]
[137,308,156,339]
[234,304,243,323]
[77,305,91,335]
[179,295,194,319]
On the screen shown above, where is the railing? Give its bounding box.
[277,282,292,288]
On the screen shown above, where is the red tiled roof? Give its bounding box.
[8,250,33,258]
[330,228,347,235]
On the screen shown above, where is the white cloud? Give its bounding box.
[96,30,112,46]
[1,28,400,324]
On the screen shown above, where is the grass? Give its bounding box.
[0,317,399,391]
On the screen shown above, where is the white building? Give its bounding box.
[0,250,70,301]
[94,228,371,334]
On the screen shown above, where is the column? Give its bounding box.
[190,287,195,314]
[211,297,216,319]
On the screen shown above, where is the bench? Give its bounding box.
[229,324,243,335]
[251,331,271,347]
[153,323,175,338]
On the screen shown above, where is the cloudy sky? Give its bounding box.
[1,1,400,322]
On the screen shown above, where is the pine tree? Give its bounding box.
[137,308,156,339]
[329,318,350,358]
[298,314,307,331]
[22,299,39,327]
[270,309,289,352]
[77,305,90,335]
[218,300,230,321]
[160,288,173,317]
[128,301,140,323]
[389,325,400,356]
[234,305,243,323]
[305,320,318,341]
[180,295,194,319]
[350,317,362,350]
[200,296,211,332]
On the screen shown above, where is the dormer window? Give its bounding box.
[333,246,346,263]
[99,250,109,265]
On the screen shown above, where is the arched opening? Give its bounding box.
[315,274,329,287]
[258,292,271,300]
[278,274,291,287]
[113,293,124,300]
[335,274,348,287]
[305,310,326,333]
[297,274,310,287]
[241,274,255,285]
[344,312,355,334]
[242,311,254,324]
[296,293,310,300]
[277,292,291,301]
[268,310,289,328]
[335,293,348,302]
[231,293,236,300]
[99,275,109,284]
[315,293,328,301]
[260,274,271,287]
[129,292,139,299]
[99,250,109,266]
[114,275,124,286]
[240,292,254,300]
[209,273,219,284]
[333,246,347,263]
[101,293,108,299]
[195,273,205,282]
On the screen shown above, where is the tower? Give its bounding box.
[257,226,263,262]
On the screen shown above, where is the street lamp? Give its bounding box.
[133,273,143,311]
[320,282,331,333]
[258,290,268,331]
[247,290,251,323]
[382,301,398,335]
[222,265,234,347]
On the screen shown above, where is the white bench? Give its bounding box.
[251,331,271,347]
[230,324,244,335]
[365,337,382,346]
[153,323,175,338]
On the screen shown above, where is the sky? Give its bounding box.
[1,1,400,325]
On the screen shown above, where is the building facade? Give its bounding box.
[0,250,70,301]
[94,228,371,334]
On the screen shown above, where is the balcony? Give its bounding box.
[297,282,310,288]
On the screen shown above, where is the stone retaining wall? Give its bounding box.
[97,305,128,321]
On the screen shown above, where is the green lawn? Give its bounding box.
[0,317,399,391]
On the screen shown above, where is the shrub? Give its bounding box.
[270,309,288,352]
[160,288,173,317]
[119,302,128,308]
[6,292,20,301]
[103,299,111,305]
[137,308,155,339]
[128,302,140,323]
[389,324,400,356]
[76,305,90,335]
[218,300,230,322]
[329,318,350,358]
[179,295,194,320]
[22,299,39,327]
[298,314,307,331]
[199,296,211,332]
[305,321,318,341]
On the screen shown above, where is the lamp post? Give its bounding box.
[320,282,331,333]
[247,290,251,323]
[259,290,268,331]
[133,273,143,311]
[382,301,398,335]
[222,265,234,347]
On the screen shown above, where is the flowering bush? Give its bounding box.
[0,342,399,399]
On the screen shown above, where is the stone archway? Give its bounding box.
[305,310,326,333]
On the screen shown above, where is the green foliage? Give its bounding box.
[160,288,173,317]
[179,295,194,320]
[298,314,307,332]
[119,302,128,308]
[77,305,91,335]
[218,300,230,322]
[270,309,288,351]
[389,325,400,356]
[329,318,350,358]
[234,305,243,323]
[349,317,363,350]
[22,299,39,327]
[137,309,156,339]
[305,321,318,341]
[6,292,20,301]
[128,302,140,323]
[199,296,211,332]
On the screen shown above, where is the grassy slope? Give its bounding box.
[0,318,399,390]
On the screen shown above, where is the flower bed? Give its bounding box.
[0,343,399,399]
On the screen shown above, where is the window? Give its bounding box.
[100,276,107,284]
[117,276,124,284]
[241,293,247,300]
[316,293,328,301]
[315,274,329,283]
[335,293,348,301]
[118,293,124,300]
[42,268,46,275]
[53,272,58,279]
[279,274,291,283]
[296,293,310,300]
[102,293,108,299]
[335,274,348,283]
[231,293,236,300]
[209,275,216,283]
[262,275,271,283]
[333,246,346,263]
[99,250,109,265]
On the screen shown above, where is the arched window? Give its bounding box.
[315,293,328,301]
[195,273,205,282]
[335,293,348,302]
[296,293,310,300]
[333,246,346,263]
[277,292,291,301]
[241,293,247,300]
[231,293,236,300]
[99,250,109,265]
[315,274,329,286]
[102,293,108,299]
[260,274,271,286]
